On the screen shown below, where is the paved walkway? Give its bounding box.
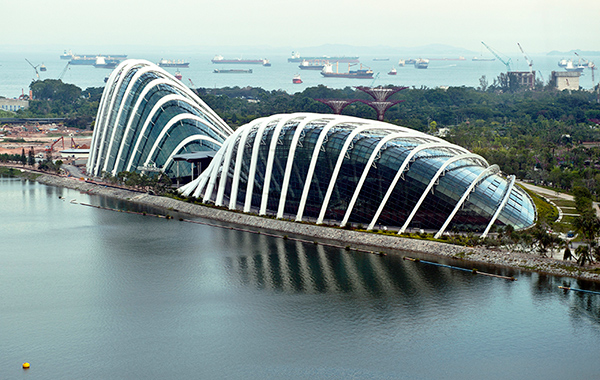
[519,181,600,219]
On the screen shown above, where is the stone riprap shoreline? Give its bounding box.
[32,173,600,283]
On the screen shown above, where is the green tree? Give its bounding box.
[572,210,600,265]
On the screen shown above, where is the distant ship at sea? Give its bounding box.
[472,57,495,61]
[212,55,270,66]
[93,56,118,69]
[61,50,127,64]
[288,51,359,63]
[298,60,326,70]
[158,59,190,68]
[213,68,253,74]
[68,54,126,66]
[60,50,74,60]
[320,62,373,79]
[414,58,429,69]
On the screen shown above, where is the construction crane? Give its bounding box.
[25,59,40,80]
[58,62,70,80]
[369,72,380,87]
[517,43,533,72]
[574,52,598,102]
[481,42,512,72]
[188,78,200,95]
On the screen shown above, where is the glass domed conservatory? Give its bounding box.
[87,60,233,179]
[88,60,536,236]
[179,113,536,237]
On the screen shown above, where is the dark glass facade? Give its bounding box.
[87,60,232,178]
[181,114,536,235]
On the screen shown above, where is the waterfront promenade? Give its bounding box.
[20,169,599,283]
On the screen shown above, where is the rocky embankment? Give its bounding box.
[34,173,600,283]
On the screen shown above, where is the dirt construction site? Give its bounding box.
[0,122,92,161]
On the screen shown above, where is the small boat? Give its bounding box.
[174,71,182,80]
[262,59,272,67]
[40,64,47,72]
[373,58,389,61]
[388,67,397,75]
[293,74,302,84]
[398,59,405,67]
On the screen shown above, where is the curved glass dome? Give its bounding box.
[87,59,232,178]
[179,113,536,236]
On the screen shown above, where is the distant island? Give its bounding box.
[547,49,600,56]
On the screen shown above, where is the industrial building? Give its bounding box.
[551,71,581,91]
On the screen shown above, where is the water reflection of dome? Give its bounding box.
[222,233,504,299]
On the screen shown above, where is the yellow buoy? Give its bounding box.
[22,362,30,369]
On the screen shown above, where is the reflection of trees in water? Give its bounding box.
[532,273,600,322]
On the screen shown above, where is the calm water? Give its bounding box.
[1,49,598,98]
[1,176,600,379]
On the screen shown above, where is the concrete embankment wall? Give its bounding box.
[35,174,468,256]
[33,174,600,282]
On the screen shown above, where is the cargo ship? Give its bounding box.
[212,55,270,66]
[414,58,429,69]
[472,57,495,61]
[288,51,359,63]
[213,69,253,74]
[158,59,190,68]
[70,55,124,66]
[60,50,74,60]
[93,56,118,69]
[298,59,326,70]
[320,63,373,79]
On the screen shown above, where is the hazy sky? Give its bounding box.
[2,0,598,54]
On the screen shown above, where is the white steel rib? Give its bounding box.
[316,126,397,224]
[398,153,486,234]
[366,142,469,230]
[340,132,409,227]
[481,175,516,238]
[244,116,281,213]
[433,165,500,239]
[260,117,295,215]
[276,114,315,218]
[294,116,350,222]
